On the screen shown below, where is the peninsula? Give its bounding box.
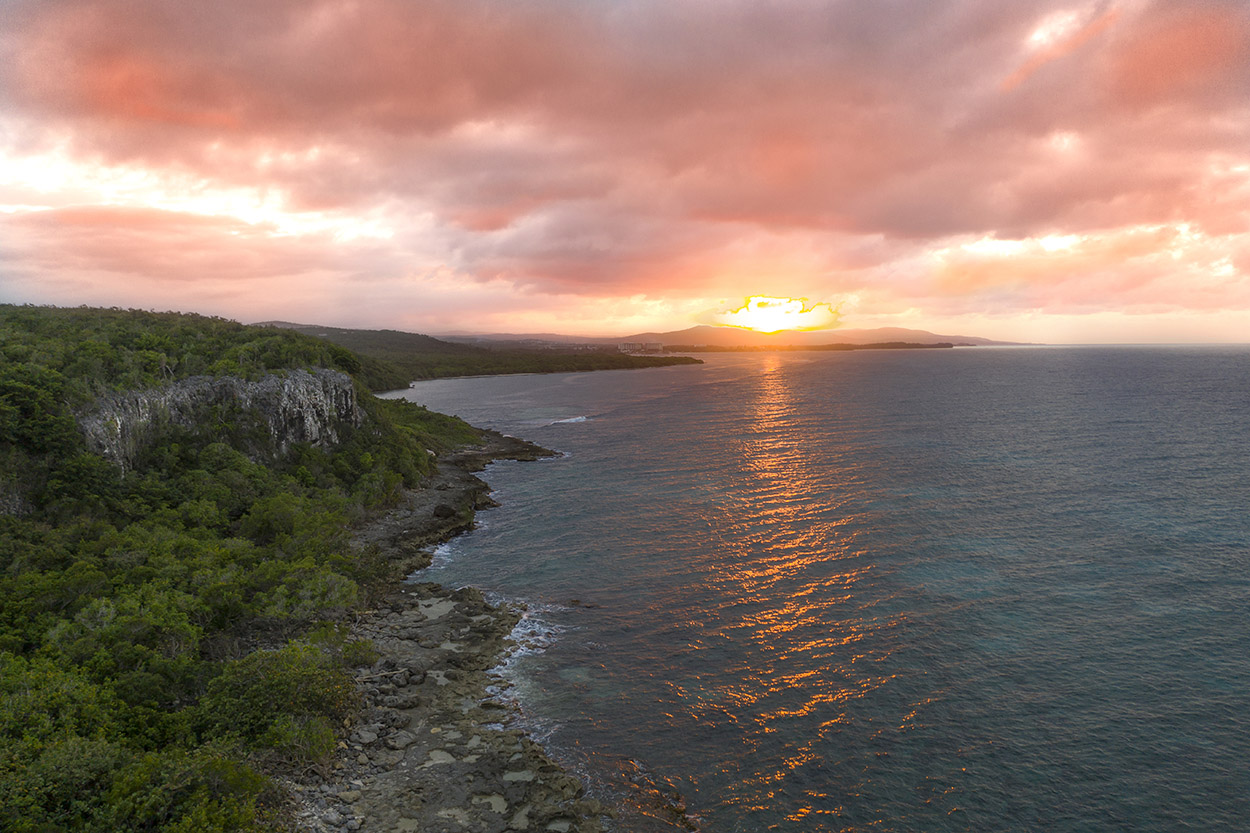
[0,305,618,832]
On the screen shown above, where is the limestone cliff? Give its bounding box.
[78,368,362,470]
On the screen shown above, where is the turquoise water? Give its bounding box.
[384,347,1250,832]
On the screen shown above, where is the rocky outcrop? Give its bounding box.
[0,480,32,516]
[78,368,362,470]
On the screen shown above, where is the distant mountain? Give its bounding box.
[439,325,1017,347]
[645,325,1011,347]
[252,321,701,386]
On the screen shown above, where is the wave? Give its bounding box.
[497,597,569,659]
[482,596,573,743]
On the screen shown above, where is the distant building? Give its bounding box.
[618,342,666,354]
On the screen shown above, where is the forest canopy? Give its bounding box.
[0,305,480,831]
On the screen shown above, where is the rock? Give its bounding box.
[389,692,424,709]
[385,730,418,749]
[419,599,458,620]
[503,770,536,782]
[372,748,404,767]
[338,790,362,803]
[472,794,508,814]
[509,805,532,830]
[78,368,361,471]
[439,808,471,825]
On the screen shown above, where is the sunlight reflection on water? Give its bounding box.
[391,348,1250,832]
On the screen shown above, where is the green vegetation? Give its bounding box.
[266,322,701,389]
[0,305,482,831]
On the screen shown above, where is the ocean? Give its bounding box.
[382,346,1250,832]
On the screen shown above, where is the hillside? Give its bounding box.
[0,305,490,831]
[257,322,701,388]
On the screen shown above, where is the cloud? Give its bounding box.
[1002,6,1122,91]
[1106,2,1250,108]
[0,0,1248,340]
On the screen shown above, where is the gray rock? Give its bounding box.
[509,805,532,830]
[386,730,418,749]
[78,368,361,471]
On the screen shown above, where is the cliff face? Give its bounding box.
[79,368,362,470]
[0,482,31,516]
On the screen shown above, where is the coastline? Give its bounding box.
[289,430,610,833]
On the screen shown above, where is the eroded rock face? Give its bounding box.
[0,483,31,516]
[78,368,362,470]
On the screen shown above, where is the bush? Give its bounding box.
[0,735,129,832]
[198,641,357,765]
[106,746,277,833]
[303,621,381,668]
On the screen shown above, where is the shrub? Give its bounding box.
[198,641,357,765]
[106,746,277,833]
[0,736,129,832]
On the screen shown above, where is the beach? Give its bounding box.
[288,432,611,833]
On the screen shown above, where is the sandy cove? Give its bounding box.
[286,431,611,833]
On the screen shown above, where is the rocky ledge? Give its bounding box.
[79,368,361,470]
[287,431,610,833]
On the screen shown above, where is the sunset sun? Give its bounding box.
[709,296,841,333]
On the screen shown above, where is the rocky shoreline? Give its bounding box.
[288,431,611,833]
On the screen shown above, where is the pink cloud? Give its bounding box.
[1002,8,1122,92]
[0,0,1247,340]
[1106,2,1250,108]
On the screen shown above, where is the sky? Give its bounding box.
[1,0,1248,342]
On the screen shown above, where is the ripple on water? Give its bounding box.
[398,348,1250,832]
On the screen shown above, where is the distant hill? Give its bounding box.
[614,325,1009,347]
[439,325,1018,348]
[255,321,701,387]
[256,321,490,355]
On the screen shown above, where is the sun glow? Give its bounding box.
[0,145,394,240]
[708,296,840,333]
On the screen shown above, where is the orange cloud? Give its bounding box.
[0,0,1248,341]
[1107,3,1250,107]
[1002,7,1122,92]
